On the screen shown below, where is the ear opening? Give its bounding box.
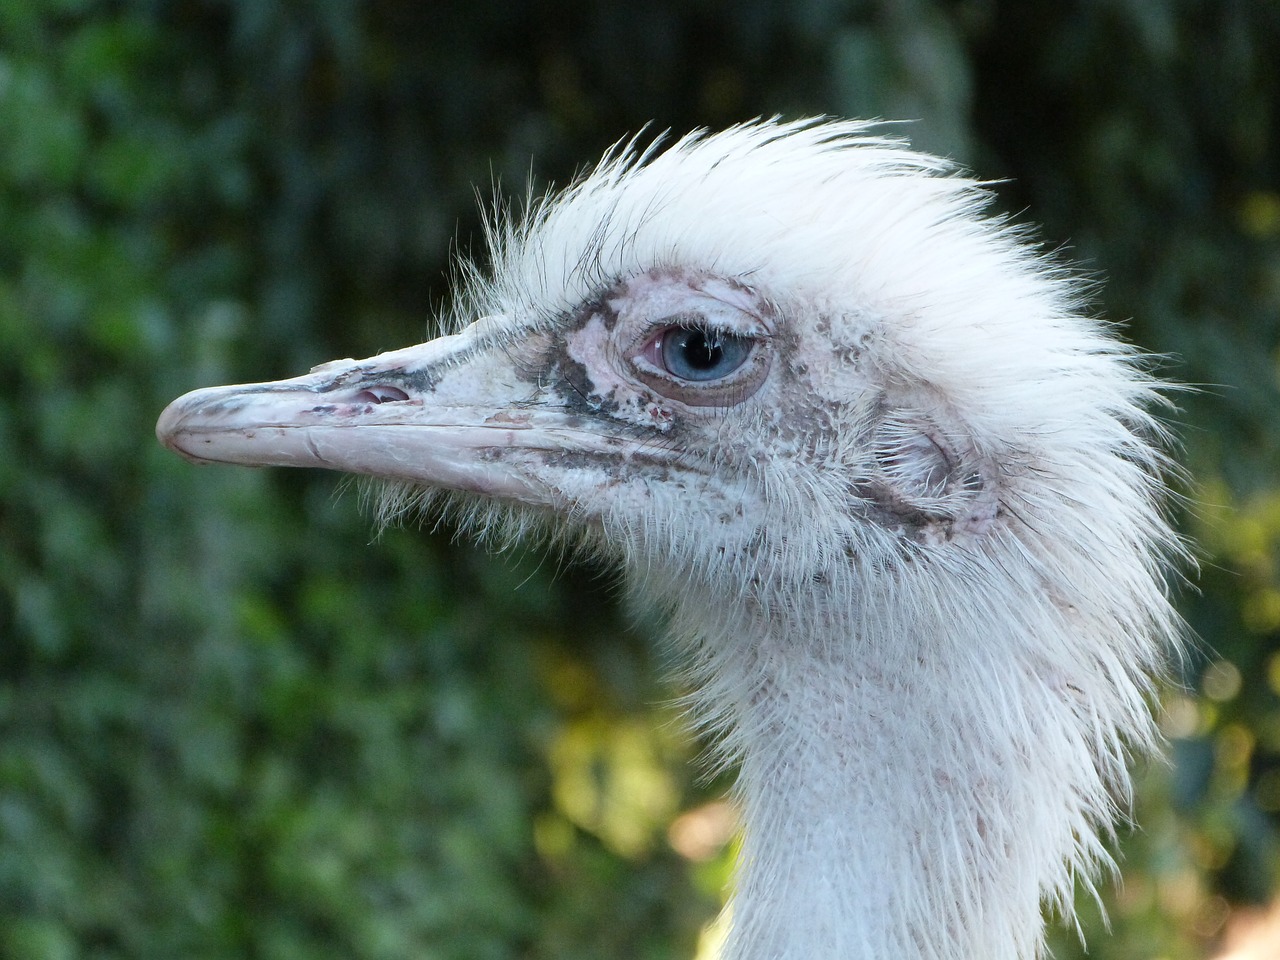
[866,403,999,545]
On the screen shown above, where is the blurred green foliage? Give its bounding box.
[1,1,1278,958]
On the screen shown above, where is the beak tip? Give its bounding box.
[155,397,189,452]
[156,391,219,464]
[155,400,181,447]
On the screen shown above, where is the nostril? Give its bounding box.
[353,385,410,404]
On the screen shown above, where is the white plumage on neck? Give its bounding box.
[664,569,1154,959]
[157,119,1185,960]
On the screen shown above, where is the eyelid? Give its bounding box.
[635,328,668,371]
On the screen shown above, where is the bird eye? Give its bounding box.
[627,308,770,408]
[658,326,753,382]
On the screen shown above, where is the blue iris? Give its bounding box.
[661,327,753,381]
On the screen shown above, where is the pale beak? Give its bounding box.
[156,326,625,506]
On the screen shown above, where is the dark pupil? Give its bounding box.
[677,329,722,371]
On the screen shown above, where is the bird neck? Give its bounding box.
[674,594,1133,960]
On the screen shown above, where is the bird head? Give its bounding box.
[157,119,1175,637]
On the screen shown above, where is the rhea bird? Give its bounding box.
[157,119,1184,960]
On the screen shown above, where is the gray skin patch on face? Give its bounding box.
[592,294,623,331]
[566,291,622,332]
[392,366,446,394]
[502,324,628,424]
[554,349,624,418]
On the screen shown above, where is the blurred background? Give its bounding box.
[2,1,1279,958]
